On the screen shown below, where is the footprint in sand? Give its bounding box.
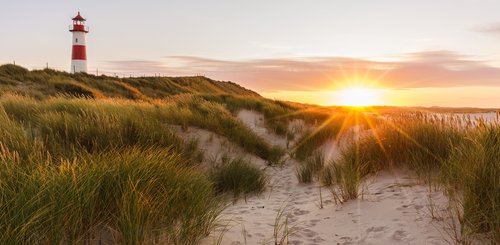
[413,204,424,210]
[396,204,411,211]
[293,209,310,216]
[309,219,321,226]
[392,230,409,241]
[366,226,387,233]
[310,236,325,243]
[302,228,318,238]
[393,193,404,199]
[340,236,353,243]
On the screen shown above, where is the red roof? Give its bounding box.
[72,12,86,21]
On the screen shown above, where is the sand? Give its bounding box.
[236,109,289,149]
[168,124,268,169]
[198,110,453,245]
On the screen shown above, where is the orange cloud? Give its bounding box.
[106,50,500,92]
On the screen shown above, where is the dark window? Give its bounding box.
[75,38,78,43]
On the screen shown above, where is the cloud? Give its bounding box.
[105,51,500,92]
[472,23,500,35]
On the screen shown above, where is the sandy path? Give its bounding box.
[200,111,450,245]
[236,109,288,149]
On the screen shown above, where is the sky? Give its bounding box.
[1,0,500,107]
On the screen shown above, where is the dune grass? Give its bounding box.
[320,112,498,241]
[320,148,368,203]
[441,124,500,241]
[201,94,297,136]
[0,95,227,244]
[209,157,268,200]
[1,64,497,243]
[293,110,379,161]
[0,93,284,164]
[0,92,286,244]
[0,147,221,244]
[159,94,285,164]
[0,64,258,100]
[296,152,325,183]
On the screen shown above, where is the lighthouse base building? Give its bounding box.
[69,12,89,73]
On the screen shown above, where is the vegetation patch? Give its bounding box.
[319,113,498,241]
[296,152,325,183]
[210,157,268,199]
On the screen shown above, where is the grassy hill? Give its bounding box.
[0,64,259,99]
[0,65,312,244]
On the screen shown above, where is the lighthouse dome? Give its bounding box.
[72,12,86,21]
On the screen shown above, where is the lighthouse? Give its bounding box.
[69,12,89,73]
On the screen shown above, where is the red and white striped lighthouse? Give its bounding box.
[69,12,89,73]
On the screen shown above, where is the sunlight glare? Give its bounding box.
[337,87,381,106]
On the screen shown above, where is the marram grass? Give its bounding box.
[321,113,499,241]
[210,157,268,200]
[0,93,287,244]
[0,148,221,244]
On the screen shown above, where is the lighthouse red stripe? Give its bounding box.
[72,45,87,60]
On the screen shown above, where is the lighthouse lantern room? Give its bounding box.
[69,12,89,73]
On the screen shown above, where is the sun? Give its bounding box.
[337,87,381,107]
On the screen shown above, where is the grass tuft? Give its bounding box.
[210,157,267,200]
[296,152,325,183]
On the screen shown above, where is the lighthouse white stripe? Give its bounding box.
[72,32,87,45]
[71,60,88,73]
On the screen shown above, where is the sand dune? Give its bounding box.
[198,110,454,245]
